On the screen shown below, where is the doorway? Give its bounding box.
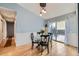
[6,21,14,37]
[4,21,14,47]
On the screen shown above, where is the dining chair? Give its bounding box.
[40,34,50,54]
[30,33,40,49]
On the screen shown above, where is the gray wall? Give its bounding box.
[0,3,44,46]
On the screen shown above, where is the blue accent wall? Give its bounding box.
[0,3,44,33]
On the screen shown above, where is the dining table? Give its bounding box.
[36,31,52,54]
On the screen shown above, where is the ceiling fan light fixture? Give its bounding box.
[40,12,42,16]
[40,13,42,16]
[40,3,46,7]
[39,3,46,16]
[42,9,46,13]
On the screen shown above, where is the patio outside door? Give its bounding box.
[56,20,65,43]
[49,20,66,43]
[49,22,57,41]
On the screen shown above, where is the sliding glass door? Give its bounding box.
[49,20,66,43]
[57,20,65,43]
[49,22,57,41]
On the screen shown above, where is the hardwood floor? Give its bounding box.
[0,37,16,48]
[0,41,78,56]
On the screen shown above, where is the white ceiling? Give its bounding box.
[18,3,76,20]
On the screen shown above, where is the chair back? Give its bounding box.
[30,33,34,41]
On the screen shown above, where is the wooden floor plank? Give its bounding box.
[0,41,78,56]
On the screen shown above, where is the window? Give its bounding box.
[57,20,65,30]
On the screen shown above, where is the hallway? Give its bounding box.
[0,41,78,56]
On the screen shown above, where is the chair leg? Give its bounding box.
[47,45,49,54]
[47,41,49,54]
[51,40,52,47]
[32,43,34,49]
[41,45,43,55]
[50,36,52,47]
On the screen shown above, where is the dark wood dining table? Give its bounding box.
[37,32,52,54]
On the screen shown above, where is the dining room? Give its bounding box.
[0,3,78,56]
